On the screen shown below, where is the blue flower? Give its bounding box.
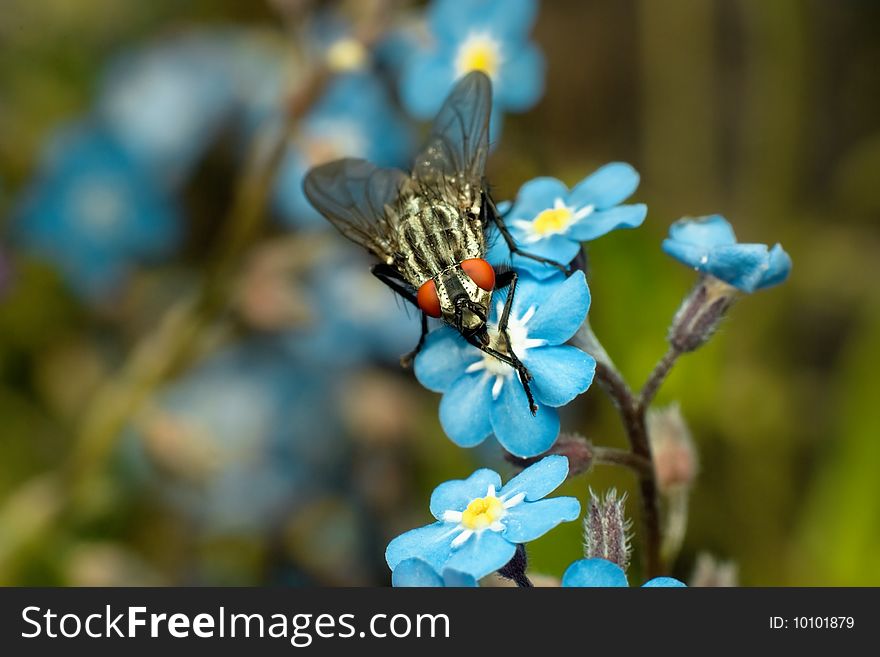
[400,0,544,130]
[487,164,647,279]
[562,558,687,588]
[414,270,595,457]
[131,339,349,536]
[98,32,236,187]
[13,121,181,299]
[392,558,478,587]
[662,215,792,293]
[273,72,414,228]
[386,455,580,580]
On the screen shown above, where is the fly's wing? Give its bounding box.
[412,71,491,207]
[303,158,408,261]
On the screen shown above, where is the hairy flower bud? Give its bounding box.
[667,275,738,352]
[647,403,698,493]
[583,489,632,570]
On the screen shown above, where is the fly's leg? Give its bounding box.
[371,263,428,368]
[494,269,537,413]
[465,334,538,415]
[484,192,572,275]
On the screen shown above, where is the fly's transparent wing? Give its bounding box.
[303,158,409,260]
[413,71,492,200]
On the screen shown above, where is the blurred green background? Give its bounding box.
[1,0,878,586]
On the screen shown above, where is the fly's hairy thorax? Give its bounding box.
[393,193,485,287]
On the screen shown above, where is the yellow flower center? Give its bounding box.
[461,495,504,530]
[455,34,501,78]
[326,38,367,72]
[533,207,575,236]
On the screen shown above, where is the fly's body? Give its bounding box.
[304,71,567,413]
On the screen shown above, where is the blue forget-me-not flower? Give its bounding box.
[662,214,791,293]
[13,122,181,299]
[401,0,544,133]
[134,339,348,536]
[386,455,580,580]
[488,163,647,279]
[414,270,595,458]
[392,558,478,588]
[562,558,686,588]
[274,72,414,228]
[98,33,236,187]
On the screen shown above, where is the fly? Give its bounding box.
[304,71,568,414]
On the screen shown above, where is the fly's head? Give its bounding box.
[417,258,496,340]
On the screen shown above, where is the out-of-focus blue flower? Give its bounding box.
[487,164,647,279]
[400,0,544,130]
[274,72,414,228]
[414,271,595,457]
[386,455,579,580]
[562,558,687,588]
[134,339,348,535]
[392,558,478,587]
[13,122,181,299]
[286,245,419,367]
[662,215,792,293]
[98,33,236,186]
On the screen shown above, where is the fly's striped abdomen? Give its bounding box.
[395,195,485,287]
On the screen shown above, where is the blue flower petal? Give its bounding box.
[429,0,538,43]
[444,530,516,579]
[489,379,559,457]
[562,558,629,587]
[400,50,454,119]
[567,204,647,242]
[501,270,565,316]
[642,577,687,588]
[441,568,479,587]
[495,42,544,111]
[385,522,457,572]
[392,558,445,587]
[508,177,569,220]
[510,236,582,280]
[501,496,581,543]
[524,345,595,407]
[415,327,480,392]
[500,454,569,502]
[759,244,792,289]
[438,373,494,448]
[523,270,590,345]
[568,163,640,210]
[430,468,503,520]
[706,243,774,292]
[667,214,737,248]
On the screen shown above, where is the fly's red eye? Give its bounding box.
[461,258,495,291]
[417,279,442,318]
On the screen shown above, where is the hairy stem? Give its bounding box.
[573,326,664,578]
[592,446,654,479]
[638,347,682,413]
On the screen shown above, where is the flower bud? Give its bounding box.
[647,403,698,493]
[667,275,739,352]
[690,552,738,587]
[583,489,632,571]
[504,433,594,477]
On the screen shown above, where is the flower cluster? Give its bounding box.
[401,0,544,137]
